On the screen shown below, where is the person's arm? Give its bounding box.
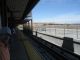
[0,42,10,60]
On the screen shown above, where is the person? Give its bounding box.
[0,27,11,60]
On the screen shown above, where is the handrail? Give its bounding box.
[31,35,80,59]
[33,31,80,45]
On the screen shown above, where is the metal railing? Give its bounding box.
[31,33,80,60]
[33,31,80,45]
[32,31,80,59]
[34,24,80,40]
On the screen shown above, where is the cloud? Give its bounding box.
[53,14,80,24]
[33,14,80,24]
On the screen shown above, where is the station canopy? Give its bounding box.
[0,0,39,24]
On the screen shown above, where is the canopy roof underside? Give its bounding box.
[0,0,39,24]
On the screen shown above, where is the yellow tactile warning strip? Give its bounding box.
[16,30,43,60]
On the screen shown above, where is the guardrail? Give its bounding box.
[32,31,80,60]
[33,31,80,45]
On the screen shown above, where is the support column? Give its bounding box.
[1,0,8,27]
[31,19,33,31]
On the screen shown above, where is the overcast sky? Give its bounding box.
[32,0,80,24]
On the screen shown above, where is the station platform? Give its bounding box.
[10,30,43,60]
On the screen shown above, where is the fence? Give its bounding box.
[33,24,80,41]
[33,31,80,55]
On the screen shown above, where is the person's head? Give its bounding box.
[0,27,11,46]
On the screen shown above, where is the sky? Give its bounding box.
[32,0,80,24]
